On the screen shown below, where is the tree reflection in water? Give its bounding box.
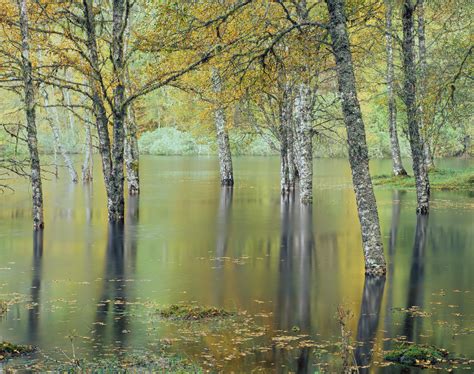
[403,214,429,342]
[28,230,44,344]
[274,192,314,373]
[93,196,139,354]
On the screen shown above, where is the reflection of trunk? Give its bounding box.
[215,187,233,258]
[41,87,78,183]
[294,84,313,204]
[279,87,298,193]
[94,223,128,351]
[212,69,234,186]
[28,230,43,344]
[355,275,386,373]
[326,0,386,275]
[276,193,313,373]
[82,119,94,182]
[385,0,407,176]
[18,0,44,230]
[402,0,430,214]
[403,214,428,342]
[417,0,434,169]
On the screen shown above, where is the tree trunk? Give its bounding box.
[293,83,313,204]
[401,0,430,214]
[385,0,407,176]
[279,85,297,193]
[326,0,386,275]
[110,0,127,221]
[124,12,140,195]
[41,87,78,183]
[417,0,434,169]
[211,68,234,186]
[82,119,93,182]
[124,105,140,194]
[18,0,44,230]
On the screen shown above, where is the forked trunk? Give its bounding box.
[326,0,386,275]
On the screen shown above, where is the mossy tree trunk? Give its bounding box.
[401,0,430,214]
[326,0,386,275]
[385,0,407,176]
[18,0,44,230]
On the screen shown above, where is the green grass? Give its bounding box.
[158,303,234,321]
[373,168,474,191]
[384,344,448,366]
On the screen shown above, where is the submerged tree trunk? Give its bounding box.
[41,87,78,183]
[18,0,44,230]
[417,0,434,169]
[211,69,234,186]
[385,0,407,176]
[326,0,386,275]
[82,119,93,182]
[402,0,430,214]
[293,83,313,204]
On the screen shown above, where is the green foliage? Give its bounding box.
[158,303,234,321]
[384,344,448,366]
[373,168,474,191]
[138,127,212,155]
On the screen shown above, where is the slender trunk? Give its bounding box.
[385,0,407,176]
[41,87,78,183]
[402,0,430,214]
[279,85,297,193]
[82,119,93,182]
[124,13,140,195]
[293,83,313,204]
[326,0,386,275]
[211,68,234,186]
[417,0,434,169]
[18,0,44,230]
[124,105,140,194]
[110,0,127,221]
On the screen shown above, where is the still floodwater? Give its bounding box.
[0,156,473,372]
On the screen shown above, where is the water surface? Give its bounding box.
[0,156,473,372]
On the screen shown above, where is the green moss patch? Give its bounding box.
[0,341,35,361]
[158,303,234,321]
[373,168,474,191]
[385,344,448,367]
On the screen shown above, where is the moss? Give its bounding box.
[158,303,234,321]
[384,344,448,366]
[373,168,474,191]
[0,341,35,361]
[0,301,7,316]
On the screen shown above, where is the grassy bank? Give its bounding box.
[373,168,474,191]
